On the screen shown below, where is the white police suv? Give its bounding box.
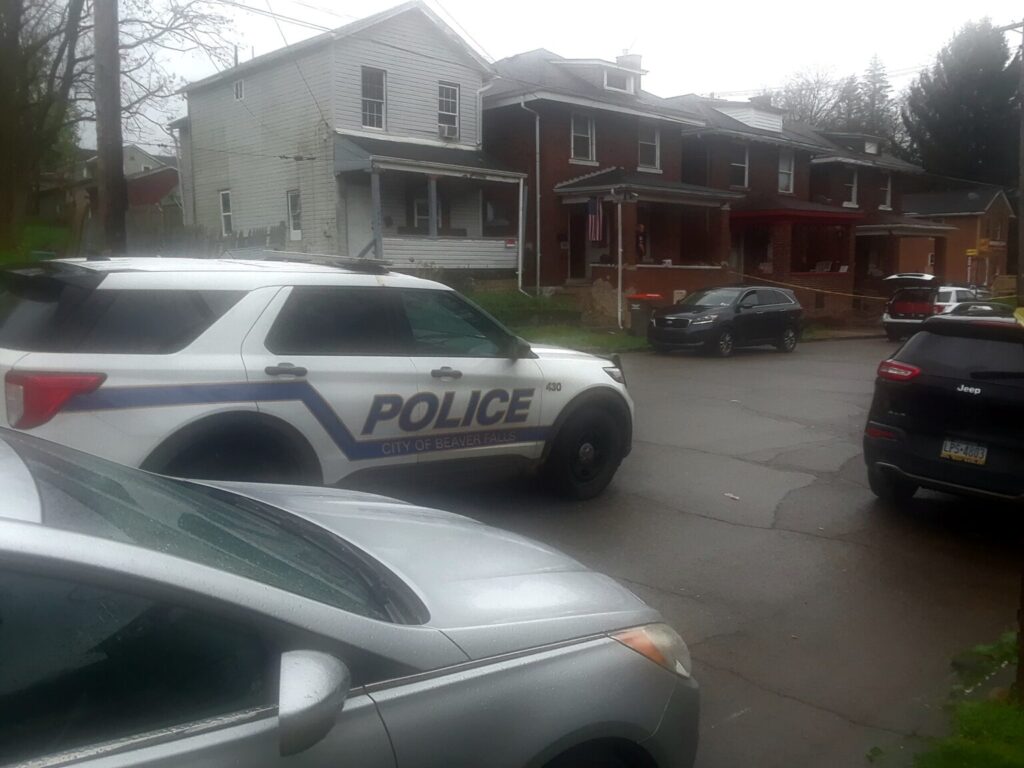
[0,256,633,498]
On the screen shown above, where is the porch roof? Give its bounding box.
[334,133,524,182]
[553,167,742,205]
[855,211,956,237]
[730,194,863,222]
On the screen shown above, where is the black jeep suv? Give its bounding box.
[864,315,1024,503]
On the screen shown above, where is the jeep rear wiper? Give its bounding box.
[970,371,1024,380]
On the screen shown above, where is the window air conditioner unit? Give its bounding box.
[439,124,458,140]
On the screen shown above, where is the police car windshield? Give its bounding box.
[679,288,742,309]
[4,432,395,621]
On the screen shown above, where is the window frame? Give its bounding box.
[219,189,232,236]
[233,79,244,101]
[879,172,892,210]
[728,144,749,189]
[413,198,443,232]
[570,113,596,164]
[603,69,634,94]
[361,66,387,130]
[638,124,660,171]
[842,168,859,208]
[437,81,460,136]
[286,189,301,241]
[777,148,795,194]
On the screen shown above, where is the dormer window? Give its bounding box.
[864,140,880,155]
[603,69,634,94]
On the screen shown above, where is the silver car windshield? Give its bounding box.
[5,433,391,621]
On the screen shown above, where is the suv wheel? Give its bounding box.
[868,465,918,504]
[776,326,798,353]
[707,329,734,358]
[544,408,625,500]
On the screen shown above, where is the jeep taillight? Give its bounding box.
[877,360,921,382]
[5,372,106,429]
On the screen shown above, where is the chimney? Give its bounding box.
[616,52,642,90]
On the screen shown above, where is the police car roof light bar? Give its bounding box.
[225,249,392,275]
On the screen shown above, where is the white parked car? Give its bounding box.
[0,256,633,499]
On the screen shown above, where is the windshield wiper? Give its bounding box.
[971,371,1024,380]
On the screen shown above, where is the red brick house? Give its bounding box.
[482,50,741,297]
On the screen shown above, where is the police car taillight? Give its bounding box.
[5,372,106,429]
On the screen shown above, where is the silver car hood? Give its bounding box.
[207,482,657,658]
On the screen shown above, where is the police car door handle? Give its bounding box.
[265,363,307,377]
[431,367,463,379]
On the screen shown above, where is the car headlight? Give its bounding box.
[612,623,692,678]
[690,314,718,326]
[603,366,625,384]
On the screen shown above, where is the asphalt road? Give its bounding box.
[355,339,1024,768]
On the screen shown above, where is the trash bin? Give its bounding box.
[626,293,663,336]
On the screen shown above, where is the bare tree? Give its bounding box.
[768,69,845,127]
[0,0,232,253]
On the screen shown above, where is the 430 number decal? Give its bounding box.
[545,382,562,392]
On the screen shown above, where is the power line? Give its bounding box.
[431,0,493,61]
[134,140,316,161]
[215,0,330,32]
[279,0,356,22]
[263,0,331,129]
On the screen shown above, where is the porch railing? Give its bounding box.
[382,236,517,269]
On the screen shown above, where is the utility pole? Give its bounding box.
[998,21,1024,304]
[94,0,126,255]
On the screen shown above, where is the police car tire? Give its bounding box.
[544,407,625,500]
[157,426,318,485]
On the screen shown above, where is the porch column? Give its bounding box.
[428,175,438,238]
[620,200,639,266]
[714,204,732,272]
[771,221,793,278]
[933,236,948,280]
[370,169,383,259]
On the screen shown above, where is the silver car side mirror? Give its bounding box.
[279,650,351,757]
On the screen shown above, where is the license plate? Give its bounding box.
[940,439,988,466]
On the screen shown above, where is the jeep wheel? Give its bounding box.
[706,329,734,358]
[544,408,625,500]
[868,465,918,504]
[776,326,798,353]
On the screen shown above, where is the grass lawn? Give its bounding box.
[514,324,650,353]
[913,701,1024,768]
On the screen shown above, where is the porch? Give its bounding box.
[334,134,525,271]
[854,213,954,298]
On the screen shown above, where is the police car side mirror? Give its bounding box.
[508,336,534,360]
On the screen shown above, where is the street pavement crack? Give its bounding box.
[696,657,917,738]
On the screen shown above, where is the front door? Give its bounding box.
[241,285,421,485]
[568,212,587,280]
[395,288,547,465]
[733,288,769,343]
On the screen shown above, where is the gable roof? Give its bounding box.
[902,187,1016,218]
[183,1,490,94]
[485,49,704,126]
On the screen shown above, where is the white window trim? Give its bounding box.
[219,190,232,237]
[638,125,660,171]
[842,168,859,208]
[361,67,387,131]
[729,144,749,189]
[286,189,301,241]
[777,149,794,194]
[603,69,635,94]
[878,173,892,210]
[570,113,596,163]
[438,81,460,136]
[233,80,244,101]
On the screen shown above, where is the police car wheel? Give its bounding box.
[545,408,624,500]
[164,435,308,484]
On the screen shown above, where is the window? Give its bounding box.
[141,164,153,172]
[219,189,232,236]
[286,189,301,241]
[879,173,892,209]
[604,70,633,93]
[233,79,244,101]
[842,168,858,207]
[898,332,1024,379]
[994,220,1002,241]
[638,124,660,169]
[571,113,595,162]
[0,285,243,354]
[728,144,748,188]
[266,286,402,355]
[0,569,277,765]
[399,289,511,358]
[483,194,515,237]
[778,148,795,193]
[361,67,386,129]
[438,82,459,135]
[864,140,879,155]
[413,199,443,231]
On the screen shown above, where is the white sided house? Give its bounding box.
[173,1,525,272]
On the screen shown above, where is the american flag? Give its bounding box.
[587,197,604,242]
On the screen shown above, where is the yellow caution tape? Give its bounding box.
[727,271,888,302]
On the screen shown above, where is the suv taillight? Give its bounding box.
[5,372,106,429]
[933,304,943,314]
[877,360,921,382]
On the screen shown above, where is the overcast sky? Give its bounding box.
[112,0,1023,149]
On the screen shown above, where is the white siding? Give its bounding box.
[186,44,338,253]
[383,236,516,268]
[178,127,196,226]
[334,11,484,147]
[715,104,783,133]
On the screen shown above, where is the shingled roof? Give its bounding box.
[902,187,1015,217]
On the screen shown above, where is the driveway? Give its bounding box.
[352,339,1023,768]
